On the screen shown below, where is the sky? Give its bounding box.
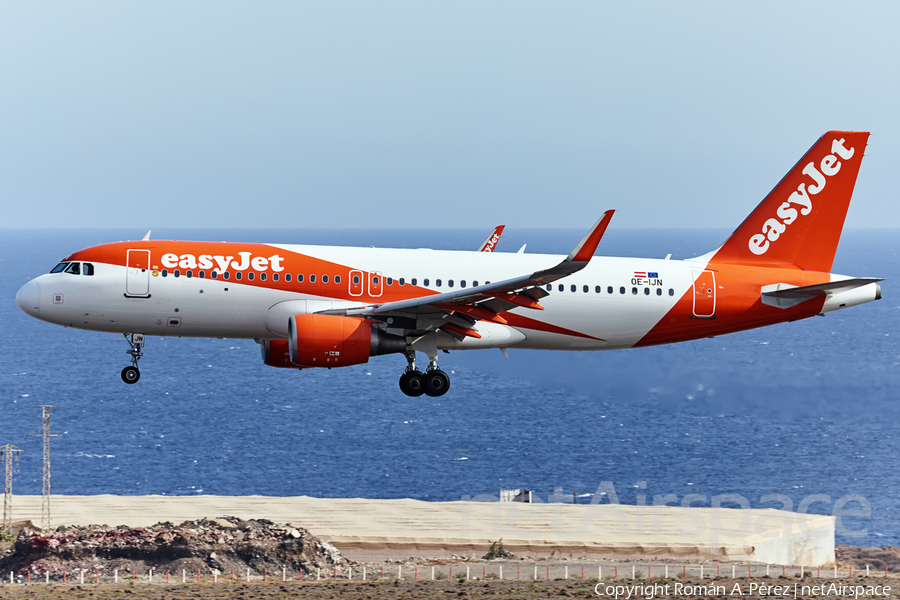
[2,2,899,230]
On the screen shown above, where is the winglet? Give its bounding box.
[478,225,505,252]
[142,230,152,241]
[566,210,614,264]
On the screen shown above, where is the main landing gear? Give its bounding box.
[398,349,450,397]
[121,333,144,384]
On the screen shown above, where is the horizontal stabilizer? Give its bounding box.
[761,278,883,308]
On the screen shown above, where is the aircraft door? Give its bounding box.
[692,270,716,318]
[349,270,364,296]
[369,271,383,297]
[126,249,151,297]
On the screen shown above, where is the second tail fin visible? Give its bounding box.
[711,131,869,272]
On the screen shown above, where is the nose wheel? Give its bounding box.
[121,333,145,384]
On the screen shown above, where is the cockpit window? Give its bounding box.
[82,263,94,276]
[64,262,81,275]
[50,262,69,273]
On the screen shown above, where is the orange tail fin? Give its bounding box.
[711,131,869,272]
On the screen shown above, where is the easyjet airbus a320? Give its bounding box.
[16,132,882,396]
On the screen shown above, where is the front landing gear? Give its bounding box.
[122,333,145,384]
[398,347,450,397]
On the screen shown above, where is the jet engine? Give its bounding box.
[260,339,296,368]
[287,314,406,368]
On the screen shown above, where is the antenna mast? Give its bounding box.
[29,406,60,531]
[1,444,23,532]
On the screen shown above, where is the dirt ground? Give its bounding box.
[0,576,898,600]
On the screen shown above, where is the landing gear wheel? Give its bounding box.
[399,370,425,397]
[423,369,450,397]
[121,366,141,384]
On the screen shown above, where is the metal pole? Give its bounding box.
[29,406,60,531]
[1,445,23,532]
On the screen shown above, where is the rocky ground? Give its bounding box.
[1,520,898,599]
[0,516,349,581]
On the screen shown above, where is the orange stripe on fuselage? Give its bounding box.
[502,313,604,341]
[635,264,830,347]
[65,241,440,305]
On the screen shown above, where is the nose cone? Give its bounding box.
[16,279,41,318]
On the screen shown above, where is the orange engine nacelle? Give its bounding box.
[287,314,406,369]
[260,339,296,368]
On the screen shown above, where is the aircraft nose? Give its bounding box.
[16,279,41,317]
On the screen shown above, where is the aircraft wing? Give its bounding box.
[322,210,614,338]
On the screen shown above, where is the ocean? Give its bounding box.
[1,227,898,547]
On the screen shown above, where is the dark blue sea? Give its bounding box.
[1,227,898,547]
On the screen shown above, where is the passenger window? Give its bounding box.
[261,273,267,281]
[309,275,316,283]
[424,278,430,286]
[632,287,637,295]
[399,278,405,285]
[669,288,674,296]
[583,285,589,293]
[385,277,391,285]
[412,278,417,285]
[199,271,205,279]
[211,271,218,279]
[372,276,379,285]
[619,286,625,294]
[335,275,341,284]
[448,280,453,288]
[322,275,328,283]
[83,263,94,276]
[608,286,613,294]
[235,272,241,280]
[186,270,193,278]
[162,269,168,277]
[224,272,230,280]
[64,262,80,275]
[436,279,442,287]
[558,284,564,292]
[571,284,576,292]
[353,275,360,284]
[546,284,552,292]
[50,263,68,273]
[656,288,662,296]
[595,286,600,293]
[472,281,478,287]
[644,287,650,295]
[284,273,291,282]
[460,280,466,288]
[298,274,304,282]
[174,269,180,278]
[247,272,254,281]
